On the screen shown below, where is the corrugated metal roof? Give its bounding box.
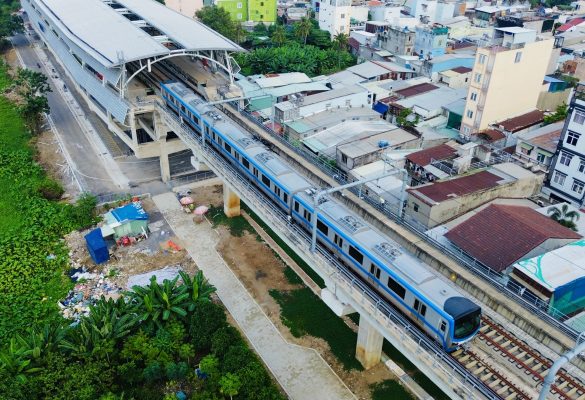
[496,109,544,132]
[446,205,581,272]
[408,170,502,203]
[406,144,457,166]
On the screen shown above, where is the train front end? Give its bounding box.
[445,297,482,351]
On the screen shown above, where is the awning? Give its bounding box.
[537,149,554,157]
[520,142,534,150]
[373,102,389,114]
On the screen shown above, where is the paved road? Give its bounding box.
[153,191,357,400]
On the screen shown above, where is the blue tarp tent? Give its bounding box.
[111,202,148,222]
[85,228,109,264]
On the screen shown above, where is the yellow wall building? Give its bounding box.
[460,27,554,137]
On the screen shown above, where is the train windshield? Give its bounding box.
[453,310,481,339]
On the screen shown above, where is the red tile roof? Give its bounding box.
[497,110,544,133]
[406,144,457,167]
[395,83,438,98]
[557,17,585,33]
[445,205,582,272]
[407,170,502,204]
[478,129,506,142]
[451,66,472,74]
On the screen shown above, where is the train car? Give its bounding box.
[161,81,481,351]
[292,191,481,351]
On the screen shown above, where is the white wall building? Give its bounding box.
[545,86,585,207]
[318,0,351,37]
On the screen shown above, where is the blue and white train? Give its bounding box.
[162,81,481,351]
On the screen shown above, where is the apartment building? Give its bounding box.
[318,0,351,37]
[545,85,585,207]
[216,0,277,23]
[460,27,554,137]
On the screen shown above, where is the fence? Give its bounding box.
[223,102,585,339]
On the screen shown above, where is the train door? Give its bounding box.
[368,263,381,287]
[412,299,426,324]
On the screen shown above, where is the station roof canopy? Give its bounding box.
[39,0,242,68]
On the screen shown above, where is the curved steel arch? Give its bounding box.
[122,50,236,92]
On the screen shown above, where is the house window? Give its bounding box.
[572,179,585,194]
[559,152,573,166]
[553,171,567,185]
[466,110,474,119]
[537,153,547,164]
[474,73,482,83]
[478,54,486,64]
[340,13,345,18]
[237,13,242,19]
[567,131,581,145]
[237,2,242,7]
[574,111,585,125]
[260,1,264,5]
[341,154,348,164]
[514,51,522,63]
[470,92,478,101]
[579,158,585,173]
[413,203,419,212]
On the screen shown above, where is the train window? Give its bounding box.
[224,143,232,153]
[387,276,406,299]
[242,158,249,169]
[262,175,270,187]
[284,193,288,203]
[334,234,343,248]
[181,105,185,113]
[193,116,199,125]
[317,220,328,235]
[376,268,380,279]
[348,246,364,264]
[294,201,299,213]
[414,299,420,311]
[440,321,446,332]
[420,304,427,317]
[205,126,210,135]
[370,264,375,274]
[303,210,312,222]
[253,168,258,178]
[275,187,281,197]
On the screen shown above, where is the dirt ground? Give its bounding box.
[65,197,197,291]
[189,184,394,400]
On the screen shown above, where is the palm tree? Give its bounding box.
[333,32,349,51]
[548,204,580,231]
[294,17,312,45]
[271,25,287,47]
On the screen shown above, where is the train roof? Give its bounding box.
[298,192,466,310]
[246,147,312,193]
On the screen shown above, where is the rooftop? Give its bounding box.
[557,17,585,33]
[286,108,381,135]
[347,62,394,79]
[395,86,468,114]
[406,143,458,166]
[478,129,506,142]
[407,170,504,204]
[275,85,366,112]
[451,66,473,74]
[395,83,438,98]
[517,121,563,153]
[255,72,312,88]
[337,128,418,158]
[37,0,241,68]
[445,205,582,272]
[496,109,544,133]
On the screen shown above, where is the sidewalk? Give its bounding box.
[152,192,356,400]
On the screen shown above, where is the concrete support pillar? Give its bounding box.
[223,183,240,217]
[159,141,171,183]
[356,315,383,370]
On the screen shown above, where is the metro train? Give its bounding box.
[161,81,481,351]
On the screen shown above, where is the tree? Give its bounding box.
[12,68,51,135]
[294,17,313,45]
[189,302,227,350]
[548,204,580,231]
[219,373,241,400]
[271,25,287,47]
[195,6,236,42]
[333,33,349,51]
[0,11,23,48]
[543,103,568,125]
[179,270,216,309]
[234,23,247,45]
[396,107,420,128]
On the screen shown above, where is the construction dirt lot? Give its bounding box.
[190,184,396,400]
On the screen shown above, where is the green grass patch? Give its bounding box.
[371,379,413,400]
[270,288,363,371]
[283,266,303,285]
[208,205,254,236]
[243,203,325,288]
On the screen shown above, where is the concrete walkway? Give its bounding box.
[152,192,356,400]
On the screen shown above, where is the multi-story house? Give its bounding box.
[544,86,585,207]
[414,24,449,59]
[366,22,416,55]
[318,0,351,37]
[459,27,554,137]
[216,0,276,24]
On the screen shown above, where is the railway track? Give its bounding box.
[454,317,585,400]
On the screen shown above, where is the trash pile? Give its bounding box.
[58,266,122,322]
